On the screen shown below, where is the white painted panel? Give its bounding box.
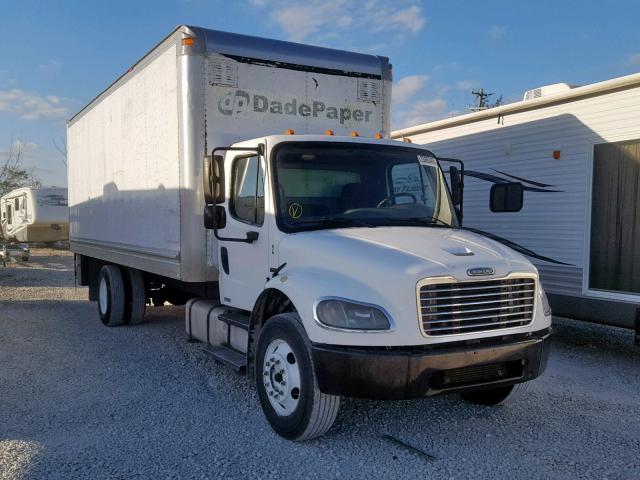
[204,55,387,147]
[68,45,181,261]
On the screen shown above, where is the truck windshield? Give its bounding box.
[273,142,459,232]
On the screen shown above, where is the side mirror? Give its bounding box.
[203,154,225,205]
[449,166,462,206]
[490,182,523,212]
[204,204,226,230]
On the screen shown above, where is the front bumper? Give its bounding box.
[312,328,552,399]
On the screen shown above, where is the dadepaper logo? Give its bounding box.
[217,89,374,125]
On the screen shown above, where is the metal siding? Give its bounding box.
[68,44,183,278]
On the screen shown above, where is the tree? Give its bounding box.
[0,139,41,197]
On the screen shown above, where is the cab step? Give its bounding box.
[203,345,247,373]
[218,311,250,331]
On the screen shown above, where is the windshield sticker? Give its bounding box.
[288,202,303,219]
[417,155,437,167]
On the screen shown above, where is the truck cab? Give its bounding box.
[196,133,552,440]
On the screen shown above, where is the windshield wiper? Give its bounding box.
[382,217,453,228]
[292,217,376,228]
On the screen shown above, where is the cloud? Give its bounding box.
[456,79,478,91]
[386,5,424,34]
[37,60,63,76]
[397,98,450,127]
[626,53,640,67]
[272,2,353,42]
[0,140,39,159]
[252,0,425,43]
[394,74,428,104]
[0,88,71,121]
[488,25,506,41]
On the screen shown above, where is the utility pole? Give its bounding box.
[469,89,492,111]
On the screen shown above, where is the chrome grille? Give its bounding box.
[419,277,535,336]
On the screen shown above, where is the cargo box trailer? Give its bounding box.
[69,25,552,440]
[0,187,68,243]
[393,73,640,342]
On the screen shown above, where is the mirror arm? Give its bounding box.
[213,229,259,244]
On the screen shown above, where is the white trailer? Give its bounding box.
[68,26,552,440]
[393,73,640,342]
[0,186,68,243]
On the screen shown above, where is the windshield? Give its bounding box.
[273,142,459,232]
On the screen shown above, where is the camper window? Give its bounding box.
[490,182,523,212]
[14,198,19,210]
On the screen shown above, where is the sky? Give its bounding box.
[1,0,639,187]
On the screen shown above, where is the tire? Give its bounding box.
[123,268,146,325]
[460,381,531,406]
[255,313,340,441]
[97,265,125,327]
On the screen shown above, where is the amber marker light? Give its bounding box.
[284,129,295,135]
[324,130,335,136]
[350,131,360,137]
[182,37,195,46]
[402,137,412,143]
[374,133,383,139]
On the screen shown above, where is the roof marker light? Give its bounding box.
[284,129,295,135]
[182,37,195,46]
[374,133,383,139]
[324,130,334,136]
[350,131,359,137]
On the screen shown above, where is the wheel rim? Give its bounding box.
[98,277,108,314]
[262,338,301,416]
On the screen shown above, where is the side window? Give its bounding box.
[230,155,264,225]
[14,198,19,210]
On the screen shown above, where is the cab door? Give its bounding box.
[217,151,269,310]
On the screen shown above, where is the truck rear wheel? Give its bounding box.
[97,265,125,327]
[255,313,340,441]
[123,268,146,325]
[460,381,531,406]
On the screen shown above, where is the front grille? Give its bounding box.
[419,277,535,336]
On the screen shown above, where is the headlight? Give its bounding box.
[539,286,551,317]
[314,298,392,331]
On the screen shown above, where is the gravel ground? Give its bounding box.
[1,250,639,479]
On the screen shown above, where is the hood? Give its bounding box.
[279,226,536,282]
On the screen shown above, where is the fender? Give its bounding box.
[259,265,390,344]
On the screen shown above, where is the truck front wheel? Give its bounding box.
[460,381,531,406]
[97,265,125,327]
[255,313,340,441]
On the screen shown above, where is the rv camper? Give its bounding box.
[393,73,640,341]
[0,187,69,243]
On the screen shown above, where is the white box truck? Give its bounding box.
[68,26,552,440]
[393,73,640,343]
